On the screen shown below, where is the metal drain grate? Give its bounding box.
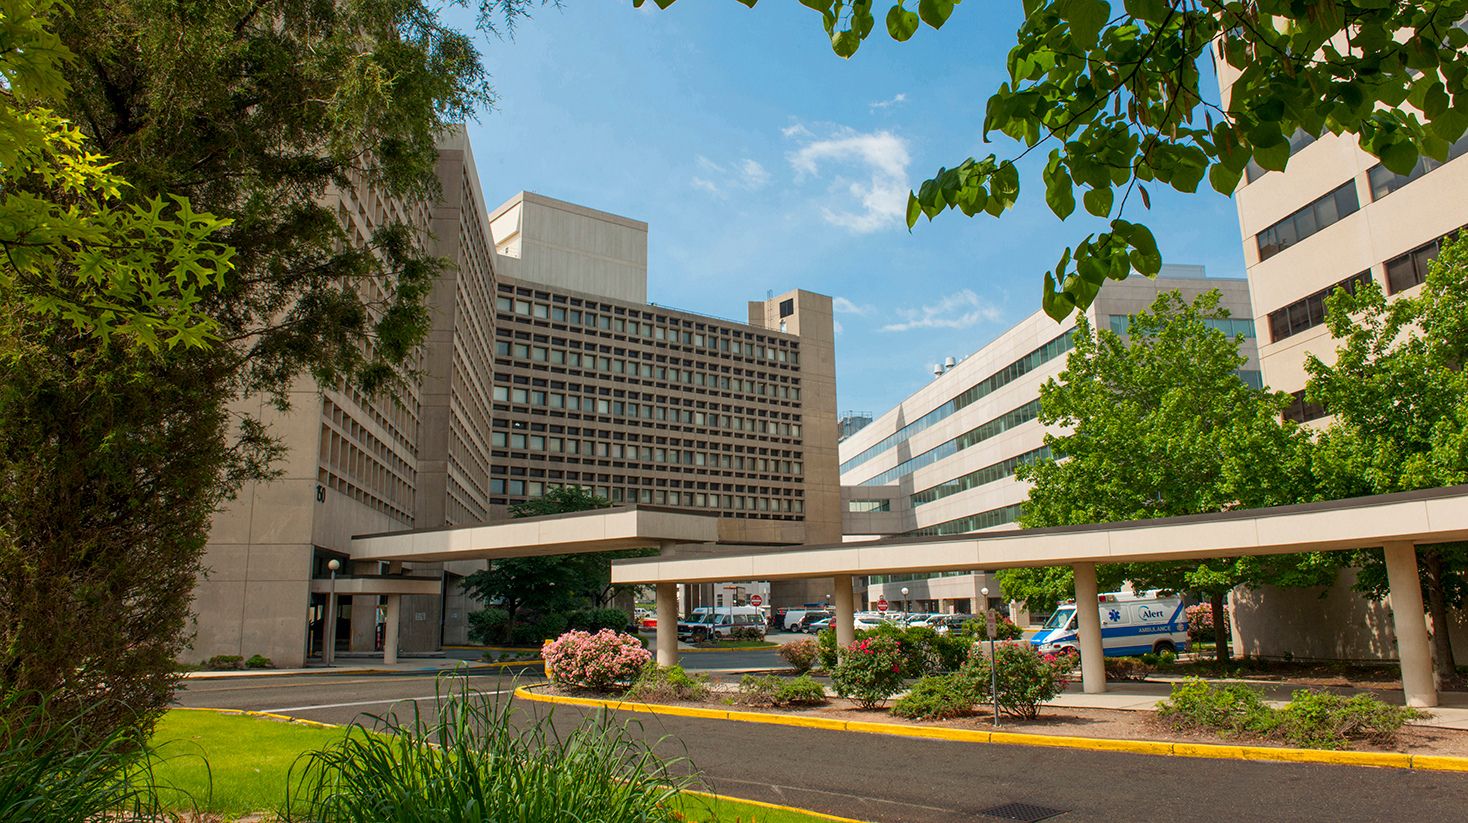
[979,801,1067,822]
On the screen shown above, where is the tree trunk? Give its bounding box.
[1210,591,1232,665]
[1423,550,1456,681]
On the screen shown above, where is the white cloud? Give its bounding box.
[781,123,813,139]
[869,92,907,111]
[786,127,911,234]
[832,296,874,316]
[833,319,845,335]
[881,289,1001,333]
[689,155,769,196]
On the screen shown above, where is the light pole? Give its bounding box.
[325,559,341,667]
[901,586,909,615]
[982,586,998,727]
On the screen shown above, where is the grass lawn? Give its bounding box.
[148,710,847,822]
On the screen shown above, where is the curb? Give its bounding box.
[513,686,1468,773]
[171,706,340,730]
[176,657,534,677]
[678,787,866,822]
[680,644,781,654]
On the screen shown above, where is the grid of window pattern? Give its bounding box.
[846,499,891,512]
[1367,133,1468,201]
[841,332,1075,477]
[443,165,498,525]
[854,400,1042,488]
[491,278,808,520]
[909,503,1025,537]
[1107,315,1256,338]
[1385,231,1463,294]
[911,447,1051,507]
[1267,271,1371,342]
[1255,181,1360,261]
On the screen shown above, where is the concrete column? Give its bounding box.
[1072,562,1106,694]
[1384,542,1438,708]
[656,583,678,667]
[383,594,401,666]
[323,588,339,667]
[833,574,856,648]
[349,595,378,652]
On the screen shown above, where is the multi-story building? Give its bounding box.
[190,137,839,668]
[1217,50,1468,661]
[838,270,1258,615]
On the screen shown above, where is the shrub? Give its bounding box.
[204,655,244,671]
[284,678,687,821]
[816,628,839,671]
[566,608,630,634]
[957,615,1024,642]
[892,674,980,721]
[245,654,274,669]
[1156,678,1275,738]
[736,675,827,708]
[728,626,765,641]
[961,642,1072,719]
[542,630,651,692]
[1185,602,1229,644]
[1104,656,1153,681]
[509,612,570,647]
[0,693,163,822]
[626,664,710,703]
[1275,689,1422,749]
[831,635,907,709]
[778,638,819,673]
[467,608,511,645]
[869,624,968,676]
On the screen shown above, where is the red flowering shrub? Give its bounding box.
[542,629,651,692]
[1186,603,1229,643]
[830,634,907,709]
[961,641,1072,719]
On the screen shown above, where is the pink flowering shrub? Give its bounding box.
[543,629,651,692]
[830,634,906,709]
[1185,602,1229,643]
[961,641,1072,719]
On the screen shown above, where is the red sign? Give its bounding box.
[877,598,889,612]
[750,594,763,607]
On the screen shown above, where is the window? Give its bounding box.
[1385,234,1457,294]
[1256,181,1359,261]
[1108,315,1255,338]
[1267,271,1371,341]
[1367,132,1468,200]
[779,298,795,318]
[1243,129,1319,183]
[1283,390,1326,423]
[846,499,890,513]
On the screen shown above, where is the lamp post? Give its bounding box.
[982,586,998,727]
[325,559,341,667]
[901,586,910,615]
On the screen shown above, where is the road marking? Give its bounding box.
[709,775,954,815]
[265,688,515,714]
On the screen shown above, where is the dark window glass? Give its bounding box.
[1266,271,1372,342]
[1284,390,1326,423]
[1368,133,1468,200]
[778,298,795,318]
[1256,181,1359,261]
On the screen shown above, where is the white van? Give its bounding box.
[1030,591,1189,657]
[679,606,766,641]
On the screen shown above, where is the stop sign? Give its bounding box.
[877,597,888,612]
[750,594,763,607]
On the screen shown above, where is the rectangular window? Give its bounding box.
[1368,132,1468,200]
[846,499,891,513]
[1267,271,1371,342]
[1255,181,1359,261]
[1384,234,1458,294]
[1283,390,1326,423]
[779,298,795,317]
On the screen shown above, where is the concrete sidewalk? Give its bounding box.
[1045,679,1468,730]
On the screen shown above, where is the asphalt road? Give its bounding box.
[175,670,1468,822]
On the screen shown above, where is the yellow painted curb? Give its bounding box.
[679,787,868,822]
[515,685,1468,772]
[171,706,340,730]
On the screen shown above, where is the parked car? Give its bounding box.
[793,611,833,633]
[782,608,833,632]
[930,614,977,635]
[807,617,834,633]
[678,607,767,642]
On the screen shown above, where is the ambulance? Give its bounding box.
[1030,591,1189,657]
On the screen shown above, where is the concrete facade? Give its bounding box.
[189,138,840,666]
[836,271,1258,613]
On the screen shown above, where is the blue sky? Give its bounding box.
[459,2,1247,415]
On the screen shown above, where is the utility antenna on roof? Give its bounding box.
[767,289,774,300]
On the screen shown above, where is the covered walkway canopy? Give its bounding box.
[611,485,1468,708]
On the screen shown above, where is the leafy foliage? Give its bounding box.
[626,664,711,703]
[1157,678,1422,749]
[961,642,1072,719]
[1103,656,1154,681]
[831,635,907,709]
[631,0,1468,319]
[1005,290,1331,660]
[734,674,828,708]
[543,630,652,693]
[282,677,688,821]
[1305,233,1468,677]
[891,674,980,720]
[1156,678,1276,738]
[777,637,820,673]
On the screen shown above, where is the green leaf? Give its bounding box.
[886,5,920,40]
[1061,0,1109,47]
[918,0,954,29]
[906,192,922,228]
[1043,158,1076,220]
[830,29,860,57]
[1253,140,1290,172]
[1082,186,1112,217]
[1379,138,1419,176]
[1208,161,1244,195]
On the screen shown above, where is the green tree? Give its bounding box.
[1305,233,1468,679]
[462,487,646,641]
[0,0,536,742]
[1004,290,1329,662]
[634,0,1468,319]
